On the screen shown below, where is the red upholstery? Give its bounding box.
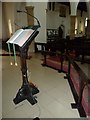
[82,85,90,116]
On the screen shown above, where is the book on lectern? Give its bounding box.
[7,28,35,47]
[6,28,35,66]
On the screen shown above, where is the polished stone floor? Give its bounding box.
[2,53,81,118]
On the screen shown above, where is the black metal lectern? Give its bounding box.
[7,26,40,105]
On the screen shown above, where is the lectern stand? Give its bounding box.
[13,48,39,105]
[7,26,39,105]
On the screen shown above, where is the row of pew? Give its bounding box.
[46,36,90,63]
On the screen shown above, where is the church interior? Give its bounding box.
[0,0,90,119]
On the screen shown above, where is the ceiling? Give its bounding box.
[57,2,87,12]
[48,2,88,15]
[77,2,87,12]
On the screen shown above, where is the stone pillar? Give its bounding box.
[86,2,90,37]
[70,16,76,39]
[69,2,78,39]
[86,19,90,37]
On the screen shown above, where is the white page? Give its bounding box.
[13,29,34,47]
[7,29,35,47]
[7,29,24,44]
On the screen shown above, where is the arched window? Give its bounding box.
[75,17,78,34]
[8,19,12,36]
[85,17,88,27]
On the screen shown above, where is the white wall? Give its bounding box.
[2,3,8,40]
[0,2,2,119]
[46,5,70,38]
[26,2,47,43]
[2,2,15,40]
[2,2,89,42]
[2,2,27,40]
[14,2,27,31]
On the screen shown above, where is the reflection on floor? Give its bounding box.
[2,53,80,118]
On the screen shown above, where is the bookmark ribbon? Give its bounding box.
[8,43,13,65]
[8,43,18,66]
[13,44,18,66]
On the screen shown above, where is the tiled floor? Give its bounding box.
[2,53,80,118]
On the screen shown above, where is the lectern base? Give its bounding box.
[13,83,39,105]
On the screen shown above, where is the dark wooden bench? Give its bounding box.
[42,50,90,117]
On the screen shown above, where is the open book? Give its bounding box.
[7,29,35,47]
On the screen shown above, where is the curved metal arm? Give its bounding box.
[17,10,41,28]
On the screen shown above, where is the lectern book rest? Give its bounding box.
[7,29,34,46]
[7,27,39,105]
[7,27,39,50]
